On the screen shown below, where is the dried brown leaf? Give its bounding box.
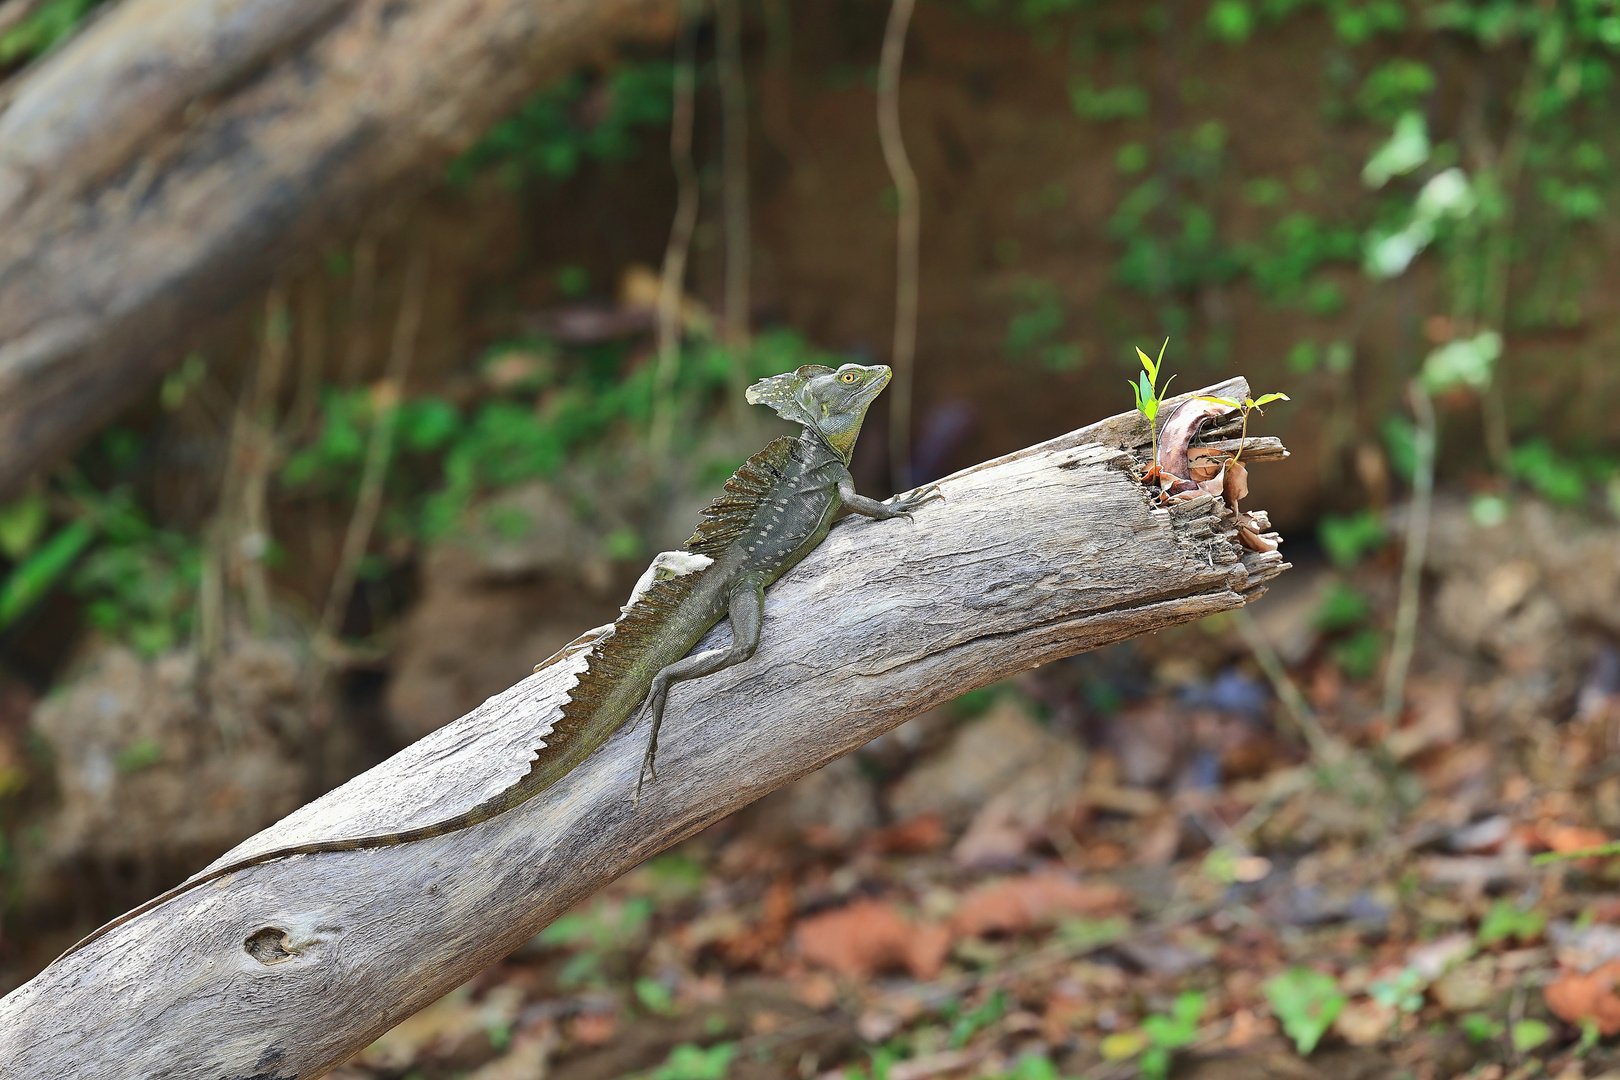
[953,873,1129,937]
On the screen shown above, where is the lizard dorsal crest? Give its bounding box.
[744,365,835,427]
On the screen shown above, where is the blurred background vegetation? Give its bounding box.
[2,0,1620,1076]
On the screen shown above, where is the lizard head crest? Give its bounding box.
[746,363,892,462]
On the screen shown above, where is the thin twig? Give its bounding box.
[320,248,427,643]
[288,275,327,442]
[650,2,703,458]
[241,286,291,638]
[1381,382,1436,728]
[717,0,751,363]
[341,234,378,385]
[877,0,920,489]
[1230,607,1334,762]
[1476,52,1544,473]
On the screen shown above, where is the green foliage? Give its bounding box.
[1128,340,1175,465]
[1420,332,1501,395]
[1314,582,1371,632]
[1057,915,1130,949]
[1244,214,1360,305]
[1358,60,1437,122]
[1264,968,1346,1055]
[1369,966,1426,1013]
[1195,391,1290,464]
[1332,628,1383,679]
[634,976,678,1016]
[1207,0,1257,43]
[72,515,201,657]
[1318,510,1386,567]
[1069,81,1150,121]
[537,896,654,987]
[114,738,165,775]
[0,0,102,64]
[1110,181,1243,297]
[646,1042,736,1080]
[1381,414,1418,482]
[1117,143,1150,174]
[1510,1019,1552,1054]
[0,496,49,561]
[450,62,675,187]
[1509,439,1589,505]
[1005,280,1082,371]
[0,520,96,633]
[1461,1012,1505,1044]
[948,989,1008,1048]
[1138,992,1205,1080]
[1477,900,1546,947]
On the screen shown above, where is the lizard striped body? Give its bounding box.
[57,362,939,962]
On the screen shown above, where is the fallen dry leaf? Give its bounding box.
[567,1011,618,1047]
[794,900,952,979]
[953,873,1129,937]
[1333,998,1396,1047]
[866,813,949,854]
[1545,960,1620,1035]
[1156,399,1230,495]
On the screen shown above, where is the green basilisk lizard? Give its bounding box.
[59,362,939,961]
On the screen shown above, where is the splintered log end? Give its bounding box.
[0,381,1289,1080]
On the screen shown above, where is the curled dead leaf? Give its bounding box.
[793,900,951,980]
[1156,399,1230,496]
[1238,526,1278,553]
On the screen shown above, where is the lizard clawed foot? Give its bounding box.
[883,484,946,518]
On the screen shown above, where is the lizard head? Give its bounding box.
[746,363,892,462]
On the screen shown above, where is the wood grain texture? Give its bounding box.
[0,386,1287,1080]
[0,0,678,499]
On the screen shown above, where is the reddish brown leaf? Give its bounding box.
[794,900,951,980]
[953,873,1130,937]
[866,813,948,855]
[1546,960,1620,1036]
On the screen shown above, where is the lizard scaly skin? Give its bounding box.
[58,362,940,962]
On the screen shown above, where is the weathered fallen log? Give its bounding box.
[0,380,1287,1080]
[0,0,678,499]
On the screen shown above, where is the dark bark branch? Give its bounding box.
[0,0,678,499]
[0,380,1287,1080]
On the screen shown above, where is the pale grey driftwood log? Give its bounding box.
[0,382,1287,1080]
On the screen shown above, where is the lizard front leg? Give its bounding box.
[634,577,765,799]
[836,476,945,521]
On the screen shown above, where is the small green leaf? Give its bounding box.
[1197,396,1242,409]
[1136,346,1158,383]
[1252,392,1291,407]
[1477,900,1546,947]
[1264,968,1346,1056]
[1142,397,1160,421]
[635,976,678,1015]
[0,519,96,630]
[0,495,48,559]
[1510,1019,1552,1053]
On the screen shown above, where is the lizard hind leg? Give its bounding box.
[633,578,765,800]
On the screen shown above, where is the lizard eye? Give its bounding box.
[838,371,859,384]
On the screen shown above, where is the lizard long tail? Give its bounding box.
[54,766,555,963]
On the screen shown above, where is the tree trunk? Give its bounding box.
[0,0,677,500]
[0,381,1287,1080]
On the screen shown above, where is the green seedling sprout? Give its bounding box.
[1195,391,1291,465]
[1128,339,1175,469]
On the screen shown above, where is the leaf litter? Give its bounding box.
[325,498,1620,1080]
